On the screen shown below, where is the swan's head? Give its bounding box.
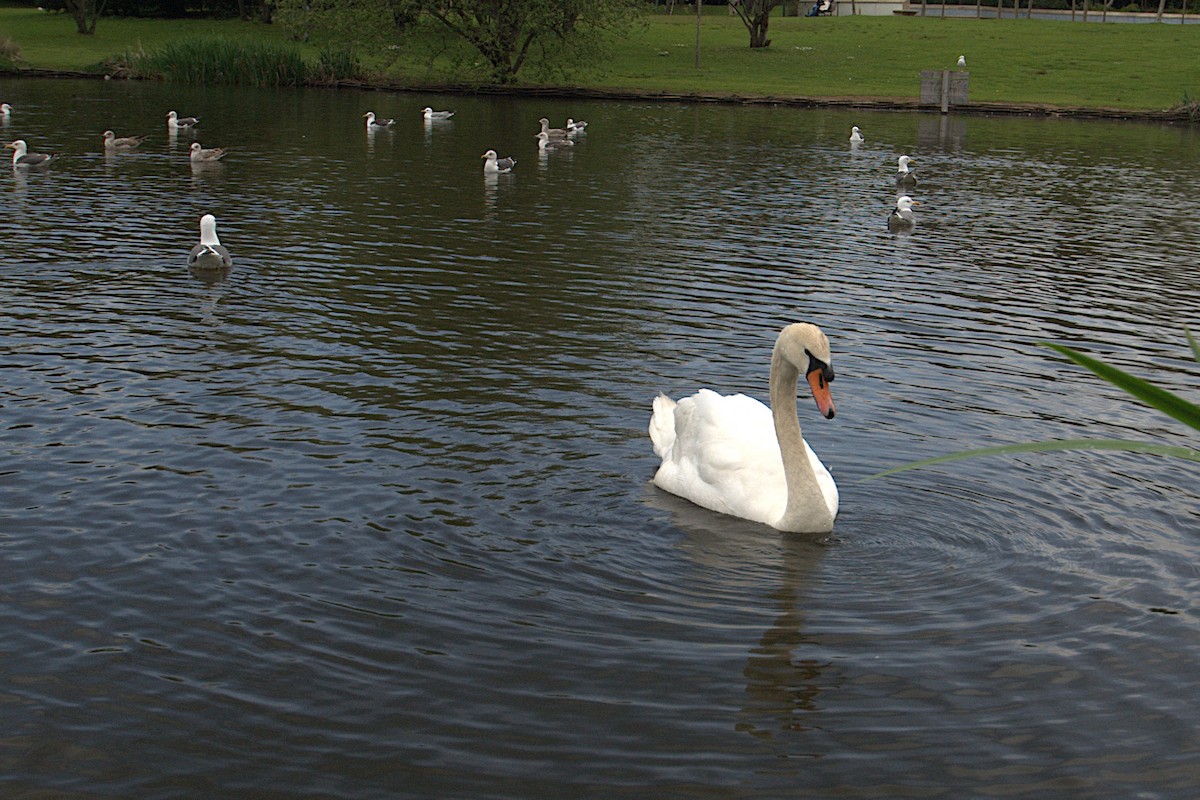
[778,323,836,419]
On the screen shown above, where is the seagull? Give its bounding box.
[538,117,569,140]
[0,103,11,118]
[167,111,200,129]
[849,126,864,144]
[189,141,227,163]
[481,149,516,174]
[888,195,919,232]
[188,214,233,271]
[895,155,918,189]
[103,130,148,150]
[5,139,54,167]
[421,107,455,121]
[566,118,588,134]
[535,132,574,151]
[957,54,967,68]
[363,111,395,130]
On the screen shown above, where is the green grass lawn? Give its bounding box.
[0,6,304,71]
[2,4,1198,111]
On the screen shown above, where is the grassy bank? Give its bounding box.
[2,5,1198,112]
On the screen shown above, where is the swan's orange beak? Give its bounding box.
[807,369,836,419]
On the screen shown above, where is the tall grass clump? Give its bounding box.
[0,35,23,71]
[123,36,311,87]
[312,44,363,83]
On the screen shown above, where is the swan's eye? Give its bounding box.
[806,353,834,384]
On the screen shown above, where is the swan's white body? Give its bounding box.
[649,323,839,533]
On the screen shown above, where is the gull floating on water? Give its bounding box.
[188,214,233,271]
[538,117,569,140]
[190,141,227,163]
[0,103,11,118]
[536,132,574,151]
[167,110,200,130]
[849,126,864,144]
[888,195,919,233]
[566,118,588,134]
[895,155,918,190]
[957,54,967,68]
[103,130,147,150]
[422,107,455,121]
[6,139,54,168]
[482,149,516,174]
[363,111,395,130]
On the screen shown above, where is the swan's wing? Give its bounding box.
[804,439,839,518]
[649,394,677,458]
[652,389,787,526]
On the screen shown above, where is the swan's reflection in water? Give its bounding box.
[646,486,838,739]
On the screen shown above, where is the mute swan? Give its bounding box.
[188,214,233,271]
[167,111,200,130]
[888,195,919,232]
[649,323,839,534]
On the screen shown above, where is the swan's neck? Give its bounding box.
[769,347,834,532]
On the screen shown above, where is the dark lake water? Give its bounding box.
[2,77,1198,799]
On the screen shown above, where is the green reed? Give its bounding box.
[121,36,312,87]
[866,329,1200,480]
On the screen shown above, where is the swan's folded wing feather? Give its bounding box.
[652,390,787,525]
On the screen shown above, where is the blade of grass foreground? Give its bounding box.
[863,438,1200,481]
[864,332,1200,481]
[1040,342,1200,433]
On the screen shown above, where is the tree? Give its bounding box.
[729,0,783,49]
[276,0,642,84]
[62,0,110,34]
[423,0,643,83]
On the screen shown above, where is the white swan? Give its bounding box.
[649,323,839,533]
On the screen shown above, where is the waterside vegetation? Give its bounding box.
[1,5,1199,113]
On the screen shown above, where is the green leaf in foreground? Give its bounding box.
[863,438,1200,481]
[1040,341,1200,433]
[864,331,1200,481]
